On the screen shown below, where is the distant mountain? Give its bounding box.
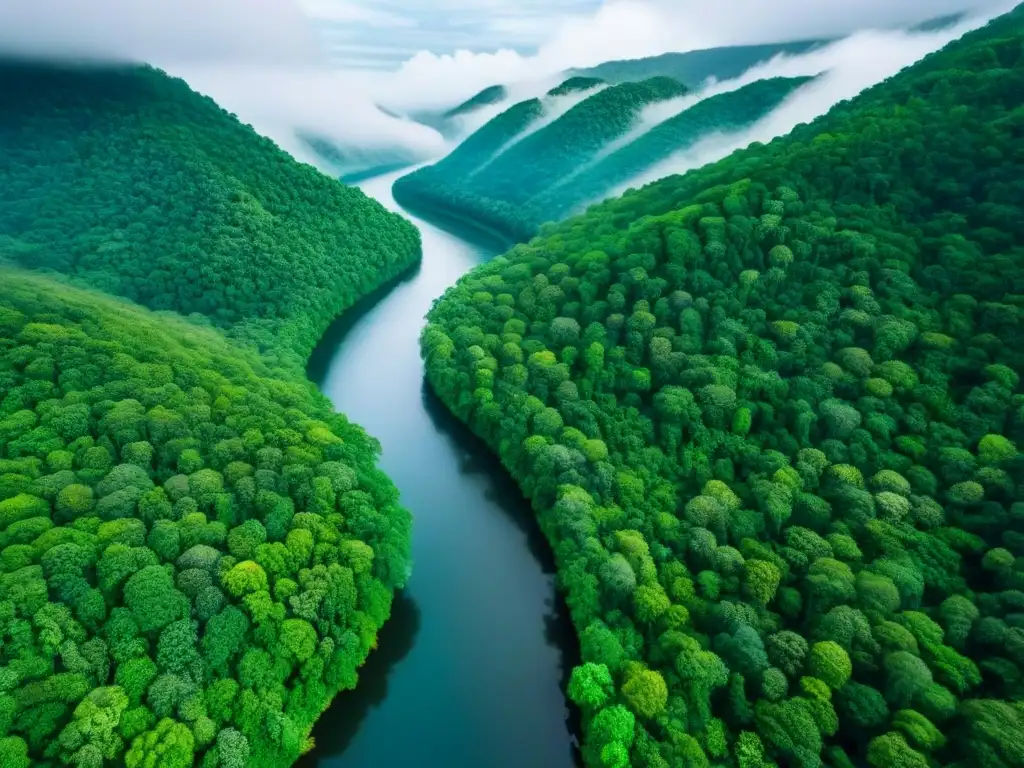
[444,84,509,118]
[570,40,826,87]
[394,76,688,240]
[393,73,810,242]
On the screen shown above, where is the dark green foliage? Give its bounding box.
[422,8,1024,767]
[0,62,421,364]
[548,77,606,97]
[394,77,689,241]
[0,264,411,763]
[570,41,827,88]
[531,76,813,222]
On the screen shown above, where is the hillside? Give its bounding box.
[394,77,691,241]
[394,74,808,242]
[423,6,1024,768]
[0,269,412,768]
[570,40,826,87]
[0,61,422,364]
[444,85,509,119]
[530,76,812,224]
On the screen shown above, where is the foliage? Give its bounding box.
[0,264,411,765]
[394,77,689,241]
[0,62,421,366]
[421,8,1024,767]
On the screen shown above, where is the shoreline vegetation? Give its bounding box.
[422,7,1024,768]
[0,61,420,768]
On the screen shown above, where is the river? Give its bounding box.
[301,169,580,768]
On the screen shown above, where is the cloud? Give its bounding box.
[603,9,1012,200]
[360,0,1007,112]
[0,0,318,67]
[0,0,446,174]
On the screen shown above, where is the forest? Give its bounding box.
[393,72,816,244]
[422,6,1024,768]
[0,62,422,367]
[0,61,416,768]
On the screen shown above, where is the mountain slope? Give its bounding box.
[0,62,421,363]
[394,77,691,241]
[395,74,809,241]
[423,6,1024,768]
[0,268,412,768]
[571,40,826,87]
[530,75,812,223]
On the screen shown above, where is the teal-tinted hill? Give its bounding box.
[0,61,421,364]
[570,40,826,87]
[444,85,509,119]
[394,74,808,241]
[0,59,419,768]
[424,5,1024,768]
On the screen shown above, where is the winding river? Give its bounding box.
[301,170,579,768]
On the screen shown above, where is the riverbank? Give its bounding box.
[301,168,580,768]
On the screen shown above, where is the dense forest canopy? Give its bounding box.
[394,74,808,243]
[0,61,421,364]
[423,6,1024,768]
[0,270,412,768]
[568,41,827,88]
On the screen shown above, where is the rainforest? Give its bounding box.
[1,2,1023,768]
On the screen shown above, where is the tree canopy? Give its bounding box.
[422,6,1024,767]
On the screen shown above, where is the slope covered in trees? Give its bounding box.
[0,62,421,363]
[0,270,412,768]
[395,75,809,243]
[394,77,691,241]
[531,76,812,225]
[569,41,825,88]
[423,7,1024,768]
[444,85,509,119]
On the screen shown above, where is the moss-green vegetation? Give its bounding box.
[394,77,690,241]
[0,61,416,768]
[422,7,1024,767]
[0,61,421,364]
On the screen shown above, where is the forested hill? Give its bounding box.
[569,40,826,88]
[393,74,808,242]
[0,61,421,364]
[423,5,1024,768]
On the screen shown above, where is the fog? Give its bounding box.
[0,0,1012,178]
[362,0,1007,113]
[0,0,446,175]
[599,8,1011,201]
[469,83,609,176]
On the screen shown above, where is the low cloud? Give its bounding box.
[604,9,1012,200]
[0,0,446,174]
[361,0,1006,113]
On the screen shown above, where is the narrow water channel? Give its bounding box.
[301,169,579,768]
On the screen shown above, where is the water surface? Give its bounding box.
[302,170,578,768]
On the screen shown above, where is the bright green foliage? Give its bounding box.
[421,8,1024,767]
[0,271,412,766]
[0,62,420,365]
[569,663,615,709]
